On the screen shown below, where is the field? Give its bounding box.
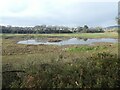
[2,32,120,88]
[1,32,118,39]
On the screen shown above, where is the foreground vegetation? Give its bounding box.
[2,33,119,88]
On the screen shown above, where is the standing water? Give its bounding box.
[17,38,118,45]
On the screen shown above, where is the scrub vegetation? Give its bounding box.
[2,32,119,88]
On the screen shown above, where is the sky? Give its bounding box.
[0,0,119,27]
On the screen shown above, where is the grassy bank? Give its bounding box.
[2,33,119,88]
[1,32,118,39]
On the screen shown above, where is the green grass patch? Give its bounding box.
[1,32,118,39]
[67,45,108,52]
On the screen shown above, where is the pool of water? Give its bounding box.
[17,38,118,45]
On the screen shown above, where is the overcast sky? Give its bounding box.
[0,0,119,27]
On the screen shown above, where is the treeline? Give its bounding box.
[0,25,104,34]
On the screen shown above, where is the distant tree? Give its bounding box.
[116,17,120,25]
[95,27,104,33]
[1,24,105,34]
[115,16,120,33]
[84,25,88,29]
[82,25,89,33]
[77,26,83,32]
[88,27,104,33]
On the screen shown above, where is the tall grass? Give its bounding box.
[2,52,119,88]
[2,34,119,88]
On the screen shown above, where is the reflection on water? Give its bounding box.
[17,38,118,45]
[83,38,88,41]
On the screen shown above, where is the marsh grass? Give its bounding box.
[67,45,108,52]
[2,33,119,88]
[2,52,119,88]
[1,32,118,39]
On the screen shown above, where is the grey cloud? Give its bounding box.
[1,2,118,27]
